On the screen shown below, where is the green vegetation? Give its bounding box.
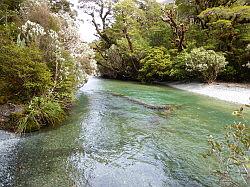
[139,47,172,82]
[0,44,52,102]
[85,0,250,82]
[0,0,95,132]
[185,47,228,83]
[0,1,249,186]
[17,96,65,133]
[0,1,249,127]
[204,105,250,186]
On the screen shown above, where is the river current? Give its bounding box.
[0,78,249,187]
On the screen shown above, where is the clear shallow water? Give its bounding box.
[0,78,249,187]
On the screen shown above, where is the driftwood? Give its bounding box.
[108,92,172,110]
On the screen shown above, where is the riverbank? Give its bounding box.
[1,78,249,186]
[164,82,250,105]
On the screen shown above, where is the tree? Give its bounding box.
[89,0,250,82]
[162,6,187,51]
[198,6,250,81]
[79,0,117,48]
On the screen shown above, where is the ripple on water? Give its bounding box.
[0,78,249,187]
[0,131,21,187]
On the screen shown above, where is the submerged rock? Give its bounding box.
[109,92,173,110]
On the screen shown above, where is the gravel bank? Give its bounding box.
[166,82,250,105]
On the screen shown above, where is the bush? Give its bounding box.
[170,52,193,80]
[17,96,65,133]
[0,44,52,102]
[0,23,19,45]
[185,47,227,83]
[219,65,238,81]
[204,123,250,186]
[139,47,172,82]
[0,0,92,133]
[52,52,81,106]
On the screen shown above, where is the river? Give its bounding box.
[0,78,249,187]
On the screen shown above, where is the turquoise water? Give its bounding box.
[0,78,249,187]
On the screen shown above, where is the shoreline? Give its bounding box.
[164,81,250,105]
[93,77,250,105]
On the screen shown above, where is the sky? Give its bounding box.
[69,0,173,43]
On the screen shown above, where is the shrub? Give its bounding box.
[204,123,250,186]
[170,52,193,80]
[204,104,250,186]
[185,47,227,83]
[0,23,19,45]
[0,0,23,25]
[219,65,238,81]
[17,96,65,133]
[0,44,52,102]
[139,47,172,82]
[52,52,80,106]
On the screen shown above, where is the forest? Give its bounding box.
[88,0,250,83]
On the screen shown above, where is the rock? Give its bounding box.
[0,103,24,126]
[109,92,173,110]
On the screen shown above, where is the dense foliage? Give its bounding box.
[0,0,96,132]
[139,47,172,82]
[86,0,250,82]
[185,47,228,83]
[0,45,53,101]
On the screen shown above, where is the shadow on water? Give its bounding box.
[0,78,249,187]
